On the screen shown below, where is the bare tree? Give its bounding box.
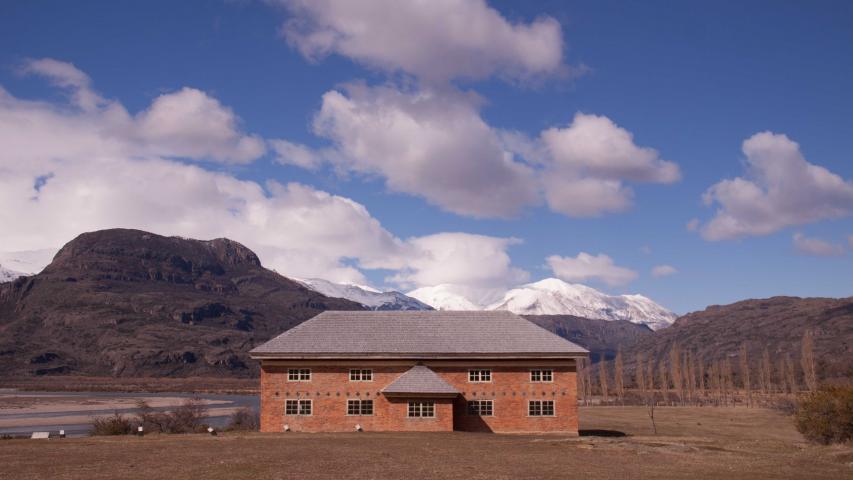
[636,352,646,395]
[577,358,587,405]
[645,391,658,435]
[801,329,817,392]
[658,361,669,405]
[785,353,798,394]
[739,342,751,407]
[777,354,788,394]
[698,359,706,401]
[614,347,625,404]
[761,347,773,395]
[669,343,683,405]
[599,354,610,404]
[723,357,734,407]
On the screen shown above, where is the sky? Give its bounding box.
[1,0,851,314]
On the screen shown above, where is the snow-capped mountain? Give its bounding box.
[0,264,26,282]
[297,278,432,311]
[407,284,482,311]
[0,248,57,275]
[488,278,676,330]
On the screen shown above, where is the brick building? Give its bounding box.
[250,311,588,434]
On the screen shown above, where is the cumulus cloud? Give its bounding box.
[651,264,678,277]
[700,132,853,240]
[792,233,844,257]
[388,233,528,289]
[539,113,680,217]
[312,84,540,218]
[15,59,266,165]
[270,139,324,169]
[0,59,524,289]
[546,252,638,287]
[276,0,564,85]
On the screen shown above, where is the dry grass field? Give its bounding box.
[1,406,851,480]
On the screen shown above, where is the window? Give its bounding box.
[407,401,435,417]
[530,369,553,383]
[287,368,311,381]
[528,400,555,417]
[349,369,373,381]
[467,400,493,416]
[346,399,374,416]
[285,399,312,416]
[468,369,492,383]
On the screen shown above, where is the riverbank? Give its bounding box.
[0,376,258,394]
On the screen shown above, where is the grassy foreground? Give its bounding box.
[1,407,851,479]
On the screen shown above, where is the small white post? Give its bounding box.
[59,430,66,439]
[137,426,144,436]
[355,424,362,432]
[284,424,290,432]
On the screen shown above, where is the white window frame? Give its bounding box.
[467,399,494,417]
[407,400,435,418]
[468,369,492,383]
[349,369,374,382]
[287,368,311,382]
[530,369,554,383]
[527,400,555,417]
[285,399,312,416]
[346,399,374,416]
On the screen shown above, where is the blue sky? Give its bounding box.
[1,0,852,313]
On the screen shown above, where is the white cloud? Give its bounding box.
[700,132,853,240]
[792,233,844,257]
[270,139,324,169]
[389,233,528,289]
[686,218,700,232]
[14,59,265,165]
[546,252,638,287]
[312,84,540,218]
[651,264,678,277]
[539,113,679,217]
[276,0,565,85]
[0,60,525,289]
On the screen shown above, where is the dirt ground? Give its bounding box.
[1,406,851,480]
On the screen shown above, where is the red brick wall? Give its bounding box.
[259,360,578,434]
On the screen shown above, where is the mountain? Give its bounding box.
[407,284,482,311]
[0,229,362,378]
[621,296,853,381]
[489,278,677,330]
[297,278,432,311]
[523,315,653,361]
[0,264,25,283]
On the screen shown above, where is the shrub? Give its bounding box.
[136,397,210,434]
[794,386,853,445]
[91,412,136,436]
[226,407,260,431]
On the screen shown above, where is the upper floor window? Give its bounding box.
[530,369,553,383]
[285,399,312,416]
[407,400,435,417]
[349,369,373,381]
[468,369,492,383]
[467,400,493,416]
[288,368,311,381]
[528,400,555,417]
[347,399,374,416]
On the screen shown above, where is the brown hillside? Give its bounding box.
[524,315,653,361]
[0,229,362,378]
[622,296,853,381]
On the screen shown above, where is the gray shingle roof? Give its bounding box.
[381,366,460,395]
[250,310,587,358]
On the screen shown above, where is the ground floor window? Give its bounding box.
[467,400,493,416]
[407,400,435,417]
[285,399,312,416]
[347,399,374,416]
[528,400,554,417]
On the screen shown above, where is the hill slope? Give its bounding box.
[622,296,853,380]
[523,315,653,361]
[0,229,361,378]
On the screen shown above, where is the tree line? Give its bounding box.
[577,329,819,407]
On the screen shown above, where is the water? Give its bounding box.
[0,390,259,437]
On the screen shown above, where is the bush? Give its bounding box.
[795,386,853,445]
[136,397,210,434]
[226,407,260,431]
[91,412,136,435]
